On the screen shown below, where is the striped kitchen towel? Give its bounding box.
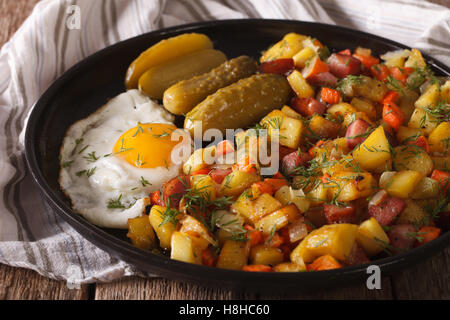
[0,0,448,284]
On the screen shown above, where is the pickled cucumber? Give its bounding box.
[125,33,213,89]
[184,74,291,135]
[138,49,227,99]
[163,56,258,115]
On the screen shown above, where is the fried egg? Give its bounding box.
[59,89,190,229]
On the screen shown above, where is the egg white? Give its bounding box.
[59,89,185,229]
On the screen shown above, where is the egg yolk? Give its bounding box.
[113,123,179,168]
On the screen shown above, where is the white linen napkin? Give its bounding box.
[0,0,448,284]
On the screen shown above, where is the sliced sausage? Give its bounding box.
[327,53,362,79]
[259,58,294,75]
[282,151,313,176]
[346,119,371,149]
[163,175,189,208]
[388,224,417,250]
[323,204,357,224]
[307,71,338,87]
[369,197,406,226]
[344,243,370,266]
[210,167,232,184]
[291,97,326,117]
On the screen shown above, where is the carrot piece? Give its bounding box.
[242,265,272,272]
[252,181,274,196]
[320,87,341,104]
[308,140,325,156]
[313,39,324,48]
[150,190,164,206]
[321,173,331,184]
[263,178,289,192]
[338,49,351,55]
[389,66,414,83]
[308,254,342,271]
[353,53,380,69]
[406,135,430,153]
[216,140,234,157]
[417,226,441,246]
[302,56,329,79]
[191,167,211,175]
[233,155,258,174]
[201,247,216,267]
[382,102,405,131]
[431,169,450,194]
[370,64,390,81]
[265,232,284,248]
[381,90,399,104]
[273,171,285,179]
[244,224,263,247]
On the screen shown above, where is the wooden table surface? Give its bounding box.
[0,0,449,300]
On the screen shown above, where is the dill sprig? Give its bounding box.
[107,194,126,209]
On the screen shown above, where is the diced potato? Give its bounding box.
[428,122,450,154]
[353,126,392,171]
[398,90,419,123]
[432,156,450,171]
[308,114,341,139]
[231,192,282,223]
[396,126,425,143]
[250,245,284,265]
[405,49,427,68]
[274,185,310,213]
[260,33,307,62]
[183,146,215,174]
[127,215,156,250]
[379,170,423,198]
[327,103,357,127]
[281,105,303,120]
[216,240,250,270]
[273,262,306,272]
[306,182,329,205]
[393,145,433,176]
[293,46,316,69]
[287,70,314,98]
[219,170,259,197]
[396,199,427,224]
[415,83,440,109]
[352,76,388,103]
[350,97,377,120]
[327,172,377,202]
[290,224,358,263]
[149,205,177,249]
[250,193,283,223]
[404,48,426,69]
[357,218,390,256]
[255,204,300,235]
[410,177,440,199]
[380,49,410,68]
[190,174,216,202]
[170,231,198,264]
[261,110,304,149]
[408,107,438,135]
[441,80,450,103]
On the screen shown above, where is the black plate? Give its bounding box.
[25,19,450,292]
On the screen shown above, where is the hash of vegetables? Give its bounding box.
[126,32,450,272]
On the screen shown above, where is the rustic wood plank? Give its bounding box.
[0,263,90,300]
[95,276,257,300]
[391,247,450,299]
